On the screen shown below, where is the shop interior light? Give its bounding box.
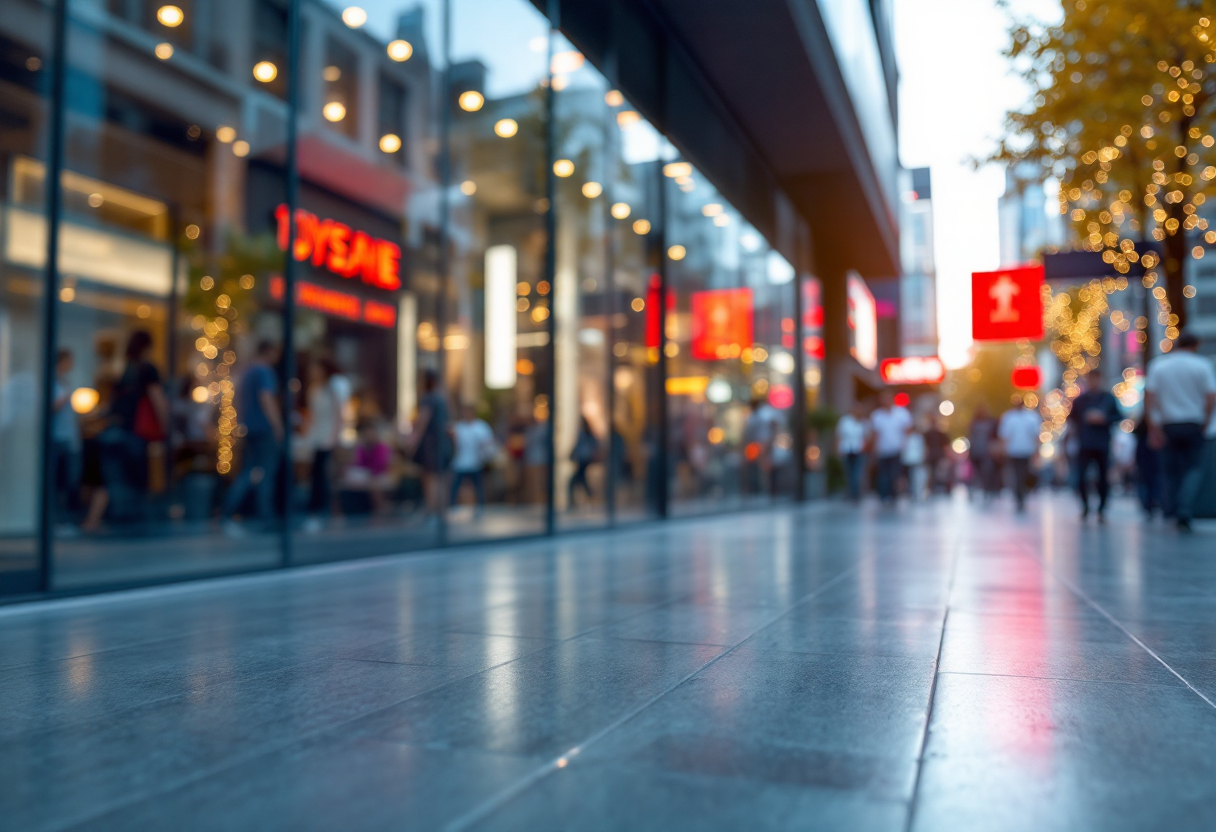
[323,101,346,122]
[582,182,602,198]
[252,61,277,83]
[387,39,413,61]
[668,245,686,261]
[663,162,692,178]
[323,65,341,82]
[154,43,174,60]
[379,133,402,153]
[232,140,250,157]
[485,245,518,390]
[616,110,640,129]
[458,91,484,112]
[341,6,367,27]
[156,5,183,27]
[216,125,236,143]
[632,219,651,235]
[604,90,624,107]
[494,118,518,138]
[553,159,575,177]
[460,180,477,195]
[611,202,631,219]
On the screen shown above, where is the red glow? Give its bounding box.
[691,288,753,360]
[744,442,762,461]
[275,205,401,291]
[893,392,911,408]
[269,276,397,329]
[881,356,946,385]
[768,384,795,409]
[1011,366,1043,390]
[972,265,1044,341]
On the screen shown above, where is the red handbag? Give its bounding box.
[134,396,165,441]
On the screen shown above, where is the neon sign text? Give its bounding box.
[275,204,401,291]
[270,276,398,329]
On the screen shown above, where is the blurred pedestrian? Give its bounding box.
[998,400,1042,513]
[1067,369,1121,522]
[221,340,283,534]
[968,404,999,501]
[836,401,868,502]
[568,415,600,508]
[1144,331,1216,532]
[409,368,450,524]
[902,419,928,501]
[1133,418,1162,517]
[50,349,81,518]
[451,404,495,513]
[869,391,912,504]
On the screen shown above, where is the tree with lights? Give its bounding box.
[992,0,1216,342]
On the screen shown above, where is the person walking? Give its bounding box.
[302,358,348,531]
[902,419,928,501]
[1144,331,1216,532]
[1067,369,1122,521]
[222,341,283,534]
[836,401,869,502]
[568,416,600,508]
[998,400,1042,513]
[968,404,999,501]
[450,404,495,514]
[869,391,912,504]
[409,369,450,524]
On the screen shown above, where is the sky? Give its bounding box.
[894,0,1061,368]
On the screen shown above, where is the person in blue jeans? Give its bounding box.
[222,341,283,534]
[1067,369,1122,521]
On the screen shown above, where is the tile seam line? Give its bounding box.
[441,563,863,832]
[1013,541,1216,711]
[902,523,964,832]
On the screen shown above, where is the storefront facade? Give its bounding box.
[0,0,893,599]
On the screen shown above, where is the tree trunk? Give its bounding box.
[1164,218,1188,332]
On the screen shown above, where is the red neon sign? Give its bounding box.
[691,288,753,360]
[880,356,946,385]
[971,265,1044,341]
[275,205,401,291]
[1011,366,1043,390]
[270,276,398,329]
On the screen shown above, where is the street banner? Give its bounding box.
[971,264,1044,341]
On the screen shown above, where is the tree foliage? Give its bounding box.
[991,0,1216,336]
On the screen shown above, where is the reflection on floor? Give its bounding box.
[3,493,1216,830]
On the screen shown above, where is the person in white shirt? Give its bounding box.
[902,420,928,501]
[1144,331,1216,531]
[869,391,912,503]
[836,402,869,502]
[303,358,349,530]
[999,401,1043,512]
[450,404,496,513]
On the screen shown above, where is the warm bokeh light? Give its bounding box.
[633,219,651,235]
[460,180,477,195]
[387,40,413,61]
[582,182,602,198]
[611,202,631,219]
[341,6,367,27]
[232,140,250,157]
[604,89,624,107]
[663,162,692,178]
[553,159,575,177]
[550,50,584,75]
[494,119,518,138]
[156,5,183,27]
[155,43,174,60]
[216,125,235,143]
[458,91,484,112]
[616,110,640,129]
[252,61,277,83]
[71,387,100,414]
[323,101,346,122]
[191,386,210,404]
[668,245,686,260]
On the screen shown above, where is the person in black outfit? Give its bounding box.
[1067,369,1122,521]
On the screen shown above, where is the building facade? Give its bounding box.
[0,0,898,599]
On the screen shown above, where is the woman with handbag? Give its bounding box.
[82,330,167,529]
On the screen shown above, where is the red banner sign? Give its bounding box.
[691,288,753,360]
[1011,366,1043,390]
[880,356,946,385]
[971,265,1044,341]
[275,205,401,291]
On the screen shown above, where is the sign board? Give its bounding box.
[1011,366,1043,390]
[846,272,877,370]
[275,205,401,291]
[880,356,946,385]
[691,288,753,360]
[971,265,1044,341]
